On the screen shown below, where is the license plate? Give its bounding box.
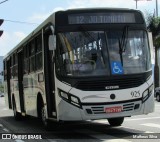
[105,106,122,113]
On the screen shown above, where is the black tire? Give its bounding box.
[39,101,52,131]
[156,93,160,102]
[12,97,22,121]
[108,117,124,126]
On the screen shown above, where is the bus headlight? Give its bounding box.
[142,84,153,103]
[60,91,68,100]
[71,96,79,105]
[59,89,82,108]
[149,84,154,94]
[142,89,148,103]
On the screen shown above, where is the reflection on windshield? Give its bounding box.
[58,31,109,76]
[57,30,151,77]
[108,30,151,74]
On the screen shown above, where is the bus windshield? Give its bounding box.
[57,30,151,77]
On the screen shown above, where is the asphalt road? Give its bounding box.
[0,97,160,142]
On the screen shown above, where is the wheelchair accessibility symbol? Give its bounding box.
[111,61,124,75]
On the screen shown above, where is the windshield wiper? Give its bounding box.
[119,26,128,66]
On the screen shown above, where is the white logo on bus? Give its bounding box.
[105,86,119,90]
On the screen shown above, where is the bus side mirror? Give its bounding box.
[49,35,56,51]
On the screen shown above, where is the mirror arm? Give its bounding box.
[50,25,55,35]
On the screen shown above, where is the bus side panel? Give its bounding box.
[24,73,34,116]
[4,81,9,109]
[24,72,45,117]
[12,78,21,112]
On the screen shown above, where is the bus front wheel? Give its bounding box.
[40,103,52,130]
[107,117,124,126]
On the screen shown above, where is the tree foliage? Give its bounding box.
[0,84,4,92]
[146,13,160,87]
[146,13,160,46]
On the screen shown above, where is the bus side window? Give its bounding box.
[35,34,42,71]
[10,55,13,78]
[23,45,29,74]
[12,53,18,78]
[3,61,5,79]
[29,40,36,73]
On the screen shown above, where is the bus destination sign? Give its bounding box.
[68,13,136,24]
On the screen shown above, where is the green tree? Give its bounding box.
[147,14,160,88]
[0,84,4,92]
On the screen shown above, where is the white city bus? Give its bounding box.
[4,8,154,129]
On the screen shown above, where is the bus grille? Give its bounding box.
[75,76,144,91]
[89,103,139,114]
[91,106,105,114]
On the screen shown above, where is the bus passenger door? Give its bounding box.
[6,59,12,109]
[18,50,25,114]
[44,26,56,118]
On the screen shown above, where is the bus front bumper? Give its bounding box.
[57,95,154,121]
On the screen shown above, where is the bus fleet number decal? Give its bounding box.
[131,91,140,98]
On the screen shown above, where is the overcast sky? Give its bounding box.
[0,0,158,56]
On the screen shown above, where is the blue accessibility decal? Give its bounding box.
[111,61,124,75]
